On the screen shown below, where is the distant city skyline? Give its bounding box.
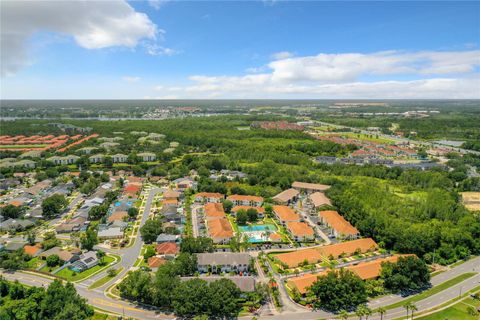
[1,0,479,99]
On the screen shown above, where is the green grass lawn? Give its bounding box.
[88,267,123,290]
[417,296,480,320]
[385,273,477,310]
[55,256,116,282]
[25,257,44,269]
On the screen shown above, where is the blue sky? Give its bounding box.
[1,0,479,99]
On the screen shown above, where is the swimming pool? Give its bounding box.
[114,201,133,207]
[238,224,276,232]
[239,224,277,243]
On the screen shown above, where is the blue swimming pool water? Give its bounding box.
[238,224,277,232]
[114,201,133,207]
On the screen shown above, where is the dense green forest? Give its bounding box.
[0,278,93,319]
[1,116,479,264]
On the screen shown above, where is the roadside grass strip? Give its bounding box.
[88,267,124,290]
[384,272,477,311]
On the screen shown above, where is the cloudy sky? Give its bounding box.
[1,0,479,99]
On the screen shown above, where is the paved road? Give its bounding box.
[83,187,160,290]
[2,255,478,320]
[254,256,480,320]
[191,204,200,238]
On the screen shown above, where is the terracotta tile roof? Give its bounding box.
[9,200,23,207]
[269,233,282,241]
[319,210,359,236]
[204,203,225,219]
[155,242,180,255]
[275,238,378,268]
[124,183,141,196]
[309,192,331,207]
[287,255,401,294]
[273,205,300,222]
[163,189,180,199]
[195,192,224,199]
[286,221,314,237]
[108,211,128,223]
[318,238,378,259]
[275,248,324,268]
[292,181,330,192]
[163,199,178,205]
[227,195,264,202]
[231,206,265,214]
[207,218,234,239]
[23,244,42,256]
[348,255,400,280]
[148,256,167,268]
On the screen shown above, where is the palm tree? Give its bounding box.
[403,302,412,319]
[363,306,373,320]
[355,305,366,320]
[410,303,418,319]
[376,307,387,320]
[339,309,349,320]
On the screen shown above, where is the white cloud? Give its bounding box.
[151,50,480,99]
[271,51,293,60]
[148,0,170,10]
[145,43,179,56]
[122,76,141,83]
[1,0,157,76]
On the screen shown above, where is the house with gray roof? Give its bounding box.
[0,219,35,231]
[69,251,99,272]
[196,253,251,274]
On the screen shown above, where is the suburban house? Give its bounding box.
[203,203,226,220]
[39,247,82,263]
[196,253,250,274]
[286,221,315,242]
[46,155,80,165]
[227,195,263,207]
[272,188,300,205]
[98,227,124,240]
[69,251,99,272]
[292,181,331,194]
[99,142,119,149]
[148,256,167,270]
[137,152,156,162]
[156,234,181,243]
[107,211,128,223]
[319,210,359,239]
[207,218,234,244]
[163,189,181,200]
[23,244,43,257]
[155,242,180,257]
[308,192,332,208]
[273,205,300,225]
[173,177,196,190]
[231,205,265,218]
[77,147,97,155]
[194,192,224,203]
[89,154,105,163]
[112,153,128,163]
